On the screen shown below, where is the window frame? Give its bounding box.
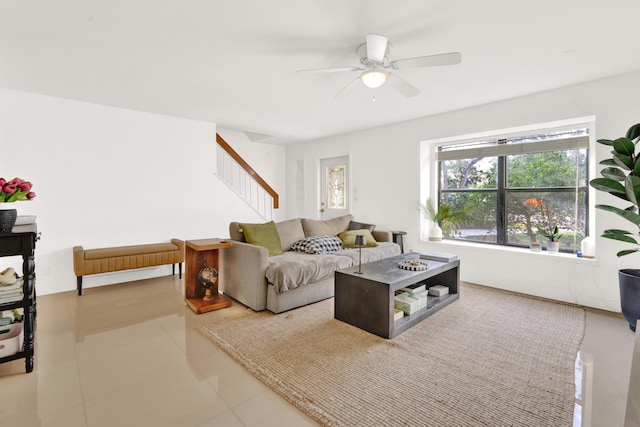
[422,118,596,253]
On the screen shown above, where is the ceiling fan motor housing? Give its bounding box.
[357,42,392,68]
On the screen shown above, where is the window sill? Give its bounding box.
[420,238,598,263]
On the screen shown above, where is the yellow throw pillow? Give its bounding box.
[240,221,283,256]
[338,229,378,248]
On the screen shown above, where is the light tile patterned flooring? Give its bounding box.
[0,275,636,426]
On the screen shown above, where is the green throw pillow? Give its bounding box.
[338,229,378,248]
[240,221,283,256]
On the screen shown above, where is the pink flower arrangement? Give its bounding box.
[0,177,36,202]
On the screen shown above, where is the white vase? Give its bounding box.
[428,223,443,242]
[581,236,595,259]
[547,241,560,253]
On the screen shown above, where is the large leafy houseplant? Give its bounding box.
[589,122,640,331]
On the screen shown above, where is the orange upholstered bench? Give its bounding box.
[73,239,185,295]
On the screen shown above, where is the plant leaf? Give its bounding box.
[599,159,619,166]
[635,158,640,177]
[602,231,638,244]
[617,249,639,257]
[613,152,634,170]
[613,137,636,156]
[603,229,635,235]
[626,123,640,142]
[597,138,614,146]
[601,167,627,181]
[590,177,626,195]
[626,176,640,206]
[596,204,640,225]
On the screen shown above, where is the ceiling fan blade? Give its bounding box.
[391,52,462,70]
[387,73,420,98]
[297,66,363,74]
[366,34,388,63]
[334,76,361,98]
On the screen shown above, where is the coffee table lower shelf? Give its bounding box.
[392,293,459,337]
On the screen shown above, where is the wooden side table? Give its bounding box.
[185,238,232,314]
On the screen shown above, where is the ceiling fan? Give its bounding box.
[297,34,461,98]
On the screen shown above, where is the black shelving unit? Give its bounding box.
[0,224,37,373]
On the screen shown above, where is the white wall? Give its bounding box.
[286,70,640,312]
[0,88,284,295]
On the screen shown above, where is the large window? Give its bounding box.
[437,127,589,253]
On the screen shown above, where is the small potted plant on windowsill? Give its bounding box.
[589,122,640,331]
[522,197,563,253]
[420,198,467,241]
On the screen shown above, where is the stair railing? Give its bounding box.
[216,134,279,220]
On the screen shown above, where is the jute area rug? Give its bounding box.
[200,284,585,427]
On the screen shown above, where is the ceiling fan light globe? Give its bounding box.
[360,70,387,89]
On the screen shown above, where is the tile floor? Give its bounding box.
[0,276,637,427]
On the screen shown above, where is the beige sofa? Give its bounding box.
[220,214,401,313]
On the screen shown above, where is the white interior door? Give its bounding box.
[320,155,349,220]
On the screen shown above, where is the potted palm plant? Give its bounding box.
[589,122,640,331]
[420,198,467,241]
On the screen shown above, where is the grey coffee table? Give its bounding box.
[334,253,459,338]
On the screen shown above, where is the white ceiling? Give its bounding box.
[1,1,639,145]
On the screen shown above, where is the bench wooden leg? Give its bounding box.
[172,263,183,279]
[77,276,83,296]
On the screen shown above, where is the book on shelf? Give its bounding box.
[400,284,426,295]
[394,308,404,321]
[0,292,23,303]
[420,252,458,263]
[0,280,23,293]
[394,292,419,315]
[428,284,450,297]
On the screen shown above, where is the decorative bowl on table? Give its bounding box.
[398,259,429,271]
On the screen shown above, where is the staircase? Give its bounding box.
[215,134,279,221]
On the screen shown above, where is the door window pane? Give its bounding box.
[327,165,346,209]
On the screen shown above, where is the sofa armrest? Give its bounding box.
[220,241,270,311]
[372,230,393,243]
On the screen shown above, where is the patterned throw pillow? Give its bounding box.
[290,235,344,254]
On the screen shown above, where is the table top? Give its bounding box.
[336,252,458,289]
[186,238,232,251]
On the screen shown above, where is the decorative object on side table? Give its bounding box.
[185,238,232,314]
[198,266,218,301]
[0,177,36,233]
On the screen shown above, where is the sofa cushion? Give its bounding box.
[290,235,344,254]
[229,222,245,242]
[240,221,283,256]
[275,218,305,251]
[348,220,376,233]
[301,214,353,237]
[338,229,378,248]
[266,251,353,294]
